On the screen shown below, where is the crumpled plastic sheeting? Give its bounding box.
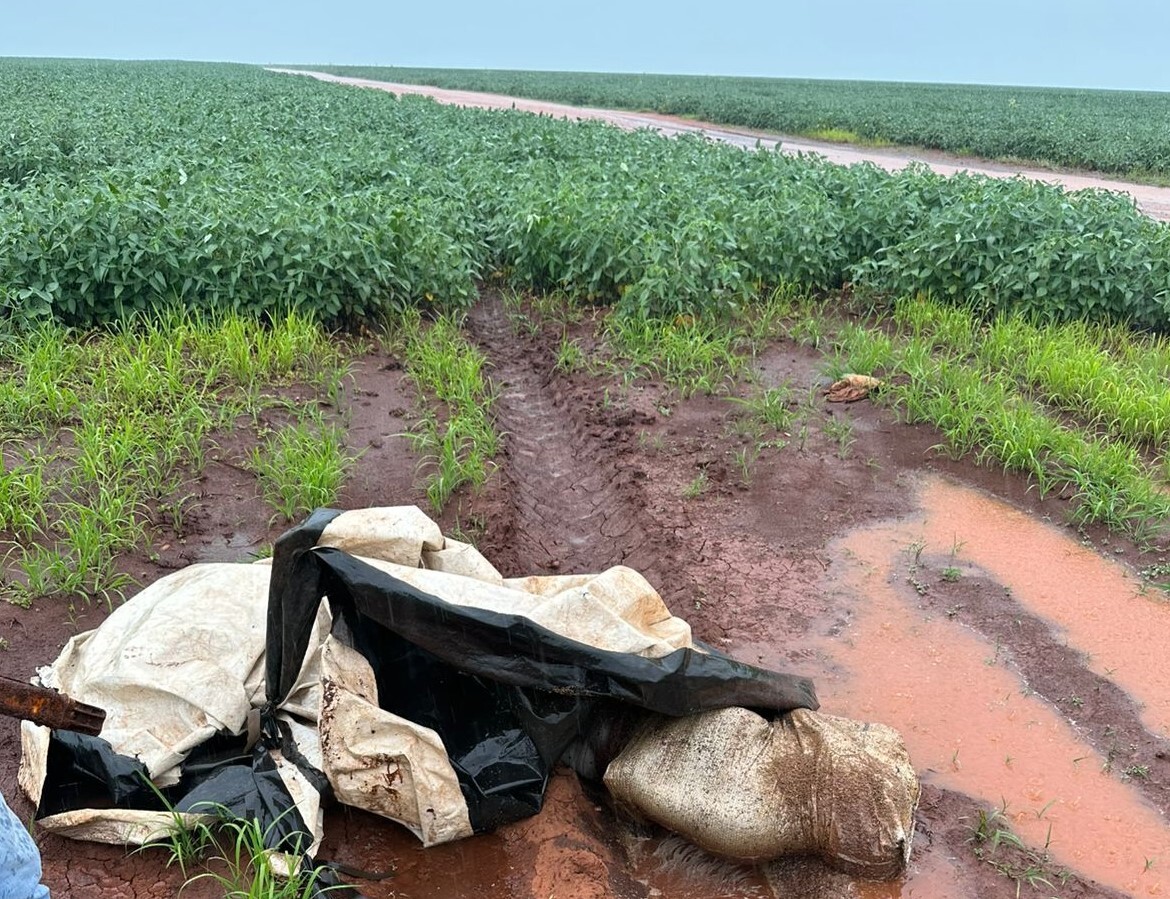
[603,707,919,878]
[18,505,822,867]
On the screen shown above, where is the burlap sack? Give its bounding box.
[603,707,918,879]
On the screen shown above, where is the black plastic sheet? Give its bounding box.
[174,759,306,851]
[37,731,158,817]
[265,512,819,832]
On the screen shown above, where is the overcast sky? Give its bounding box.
[5,1,1169,92]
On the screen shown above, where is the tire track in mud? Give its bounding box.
[466,293,689,590]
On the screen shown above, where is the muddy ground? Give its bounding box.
[4,291,1170,897]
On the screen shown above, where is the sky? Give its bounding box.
[4,1,1170,92]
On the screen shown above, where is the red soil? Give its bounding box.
[3,296,1164,897]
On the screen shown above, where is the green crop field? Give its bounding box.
[314,65,1170,180]
[2,58,1170,329]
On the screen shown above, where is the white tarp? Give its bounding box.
[19,507,707,849]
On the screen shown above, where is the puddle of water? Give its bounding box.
[919,478,1170,738]
[323,809,514,899]
[744,475,1170,897]
[856,844,975,899]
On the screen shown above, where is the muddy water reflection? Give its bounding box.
[919,478,1170,738]
[761,475,1170,897]
[854,845,974,899]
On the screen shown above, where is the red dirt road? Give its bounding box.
[270,69,1170,222]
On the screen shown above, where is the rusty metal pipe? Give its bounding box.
[0,675,105,736]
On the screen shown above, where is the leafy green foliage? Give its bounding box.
[0,60,482,327]
[317,65,1170,178]
[3,60,1170,331]
[854,175,1170,328]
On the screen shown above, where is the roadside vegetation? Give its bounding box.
[314,65,1170,180]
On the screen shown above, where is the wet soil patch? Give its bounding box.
[4,299,1161,897]
[912,785,1130,899]
[453,295,1138,897]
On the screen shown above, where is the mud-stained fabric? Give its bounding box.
[603,707,919,879]
[283,547,817,832]
[422,537,503,585]
[17,505,822,880]
[318,638,473,846]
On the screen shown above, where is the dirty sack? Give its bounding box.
[604,707,919,879]
[825,374,882,403]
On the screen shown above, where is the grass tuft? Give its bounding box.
[249,415,356,522]
[392,309,499,512]
[602,311,748,397]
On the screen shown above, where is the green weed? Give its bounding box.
[729,385,795,434]
[966,802,1066,897]
[250,416,356,522]
[683,470,709,499]
[602,312,747,398]
[0,312,349,602]
[147,801,342,898]
[822,417,856,459]
[732,444,760,485]
[802,127,894,148]
[879,297,1170,538]
[826,322,896,380]
[554,333,587,374]
[395,310,499,512]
